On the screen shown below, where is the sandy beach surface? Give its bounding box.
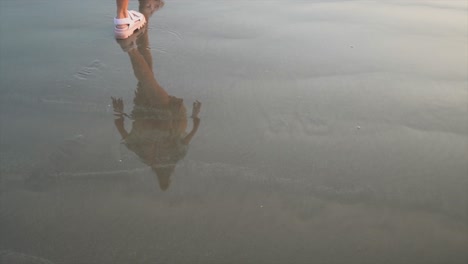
[0,0,467,263]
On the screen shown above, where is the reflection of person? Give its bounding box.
[112,0,201,190]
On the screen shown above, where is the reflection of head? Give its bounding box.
[152,165,175,191]
[126,138,187,191]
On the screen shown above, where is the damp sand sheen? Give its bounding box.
[0,0,467,263]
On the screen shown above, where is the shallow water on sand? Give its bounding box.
[1,0,467,263]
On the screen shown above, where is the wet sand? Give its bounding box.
[1,0,467,263]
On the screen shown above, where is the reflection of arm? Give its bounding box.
[114,117,129,139]
[112,97,129,139]
[182,117,200,145]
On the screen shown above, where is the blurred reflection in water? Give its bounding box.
[111,1,201,190]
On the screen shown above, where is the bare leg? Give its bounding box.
[116,0,129,19]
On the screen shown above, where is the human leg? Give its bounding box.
[116,0,129,19]
[114,0,146,39]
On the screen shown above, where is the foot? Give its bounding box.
[114,10,146,39]
[139,0,165,19]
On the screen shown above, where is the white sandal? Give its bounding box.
[114,10,146,39]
